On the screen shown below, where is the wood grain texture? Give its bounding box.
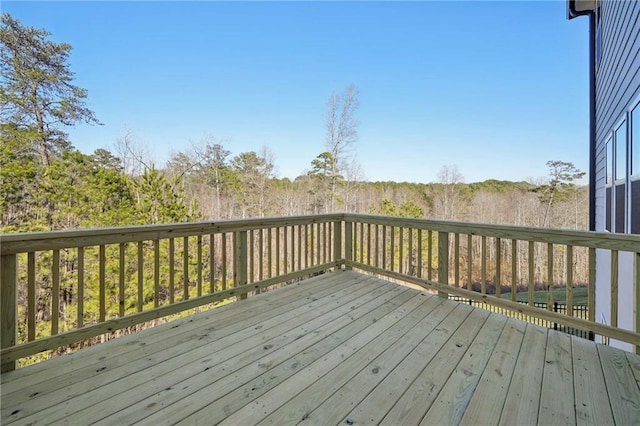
[459,319,526,425]
[2,271,640,426]
[539,330,576,425]
[0,254,17,372]
[598,343,640,424]
[498,325,547,426]
[572,336,615,426]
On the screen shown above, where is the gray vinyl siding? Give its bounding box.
[593,0,639,350]
[594,0,640,234]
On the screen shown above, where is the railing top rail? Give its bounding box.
[344,214,640,252]
[3,212,640,255]
[0,214,343,255]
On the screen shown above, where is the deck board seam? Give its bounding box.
[0,270,353,385]
[4,276,395,424]
[168,287,420,424]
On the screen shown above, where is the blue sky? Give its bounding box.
[5,1,589,183]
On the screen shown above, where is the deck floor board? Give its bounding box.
[2,270,639,426]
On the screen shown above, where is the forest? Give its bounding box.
[0,14,589,362]
[0,13,588,235]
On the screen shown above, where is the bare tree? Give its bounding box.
[325,84,360,211]
[114,127,153,176]
[433,165,465,220]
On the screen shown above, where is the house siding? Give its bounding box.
[594,0,640,351]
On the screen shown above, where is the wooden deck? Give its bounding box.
[2,270,640,425]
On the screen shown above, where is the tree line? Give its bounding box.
[1,14,589,362]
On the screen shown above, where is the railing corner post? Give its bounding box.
[437,232,449,299]
[344,221,353,271]
[1,253,17,372]
[334,219,343,267]
[234,231,248,300]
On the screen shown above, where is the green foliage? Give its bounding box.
[0,124,40,226]
[0,13,100,167]
[375,199,424,219]
[132,167,200,224]
[534,160,585,204]
[229,151,274,217]
[533,160,586,227]
[307,152,341,213]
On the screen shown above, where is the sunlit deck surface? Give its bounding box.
[2,270,640,425]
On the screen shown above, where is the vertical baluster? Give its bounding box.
[511,239,518,302]
[328,222,332,263]
[182,237,189,301]
[209,234,215,293]
[467,234,472,291]
[249,230,254,284]
[169,238,175,302]
[309,224,314,266]
[547,243,554,312]
[260,229,265,281]
[154,240,160,306]
[417,229,423,278]
[27,252,36,341]
[99,245,106,322]
[315,223,322,264]
[222,233,227,290]
[407,227,413,274]
[276,227,281,275]
[306,225,310,267]
[382,225,387,270]
[358,222,363,264]
[297,225,302,271]
[427,230,433,280]
[119,243,126,317]
[283,226,288,274]
[374,224,380,269]
[566,245,574,317]
[438,232,449,298]
[78,247,84,328]
[496,238,501,298]
[454,233,459,287]
[390,226,395,272]
[321,222,325,264]
[268,228,273,278]
[611,250,619,328]
[138,241,144,310]
[528,241,535,306]
[197,235,203,296]
[399,227,404,274]
[291,225,296,271]
[52,249,60,335]
[481,236,487,295]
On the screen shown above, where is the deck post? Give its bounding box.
[438,232,449,298]
[234,231,248,300]
[333,220,343,267]
[1,253,17,372]
[344,221,353,270]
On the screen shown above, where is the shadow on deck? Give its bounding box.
[2,270,640,425]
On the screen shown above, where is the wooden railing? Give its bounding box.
[0,214,342,372]
[343,214,640,353]
[2,213,640,371]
